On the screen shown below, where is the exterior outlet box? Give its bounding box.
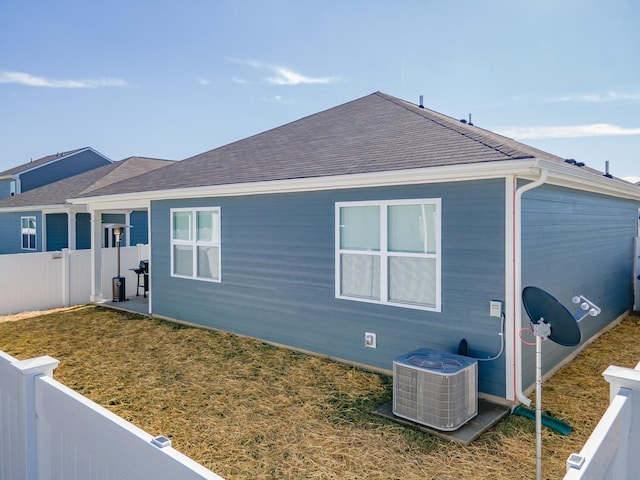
[489,300,502,318]
[364,332,376,348]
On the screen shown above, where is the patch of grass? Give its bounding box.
[1,305,639,479]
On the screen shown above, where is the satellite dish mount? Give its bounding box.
[522,286,600,480]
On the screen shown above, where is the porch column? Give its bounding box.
[68,211,77,250]
[89,209,103,302]
[125,211,131,246]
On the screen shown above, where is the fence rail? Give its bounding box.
[0,246,148,315]
[564,361,640,479]
[0,349,223,480]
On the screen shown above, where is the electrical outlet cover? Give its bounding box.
[490,300,502,318]
[365,332,376,348]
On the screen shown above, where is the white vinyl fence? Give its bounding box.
[0,349,224,480]
[0,246,148,315]
[564,361,640,479]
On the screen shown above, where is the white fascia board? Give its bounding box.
[16,149,89,176]
[83,146,113,163]
[69,158,640,207]
[71,160,543,206]
[0,204,63,213]
[16,148,112,176]
[0,204,86,214]
[42,205,87,214]
[534,159,640,201]
[71,197,151,211]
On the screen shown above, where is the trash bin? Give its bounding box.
[112,276,126,302]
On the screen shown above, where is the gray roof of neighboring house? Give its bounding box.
[0,157,174,208]
[0,147,98,177]
[77,92,597,198]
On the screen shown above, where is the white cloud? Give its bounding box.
[622,176,640,184]
[0,70,126,88]
[266,66,336,86]
[552,91,640,103]
[261,95,293,104]
[229,59,337,86]
[196,77,210,86]
[495,124,640,140]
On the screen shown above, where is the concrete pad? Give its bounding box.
[373,398,510,445]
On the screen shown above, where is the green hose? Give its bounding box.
[512,405,573,436]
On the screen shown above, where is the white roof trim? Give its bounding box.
[69,159,640,209]
[12,147,112,177]
[0,204,88,214]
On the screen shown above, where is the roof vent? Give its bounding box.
[419,95,424,108]
[564,159,576,164]
[575,161,585,167]
[603,160,613,178]
[460,114,474,125]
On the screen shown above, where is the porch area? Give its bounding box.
[101,294,150,316]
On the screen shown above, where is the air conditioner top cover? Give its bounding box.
[394,348,476,373]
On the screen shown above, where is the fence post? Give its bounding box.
[61,248,70,307]
[601,364,640,478]
[603,364,640,401]
[12,355,60,480]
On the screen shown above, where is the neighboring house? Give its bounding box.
[0,147,112,200]
[71,92,640,405]
[0,157,174,254]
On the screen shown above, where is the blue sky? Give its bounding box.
[1,0,639,181]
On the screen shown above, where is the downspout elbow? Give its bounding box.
[513,168,548,406]
[516,169,548,199]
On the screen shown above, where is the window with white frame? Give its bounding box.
[21,216,37,250]
[171,207,221,281]
[335,199,441,311]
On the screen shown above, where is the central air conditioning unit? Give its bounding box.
[393,348,478,431]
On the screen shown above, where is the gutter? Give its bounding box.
[512,166,548,406]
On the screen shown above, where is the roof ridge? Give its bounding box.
[375,92,537,161]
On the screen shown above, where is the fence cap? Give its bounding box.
[13,355,59,376]
[603,364,640,399]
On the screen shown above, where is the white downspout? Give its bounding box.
[146,203,152,315]
[513,167,548,406]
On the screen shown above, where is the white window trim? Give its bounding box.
[170,207,221,283]
[21,216,37,251]
[335,198,441,312]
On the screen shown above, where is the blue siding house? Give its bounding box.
[0,157,174,254]
[72,93,640,405]
[0,147,112,200]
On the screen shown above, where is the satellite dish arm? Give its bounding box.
[571,295,601,322]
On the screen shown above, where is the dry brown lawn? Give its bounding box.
[1,305,639,479]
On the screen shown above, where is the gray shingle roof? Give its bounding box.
[78,92,571,198]
[0,157,174,208]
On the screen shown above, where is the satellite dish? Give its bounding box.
[522,286,581,347]
[521,286,600,480]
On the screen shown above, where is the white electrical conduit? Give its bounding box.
[513,168,549,406]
